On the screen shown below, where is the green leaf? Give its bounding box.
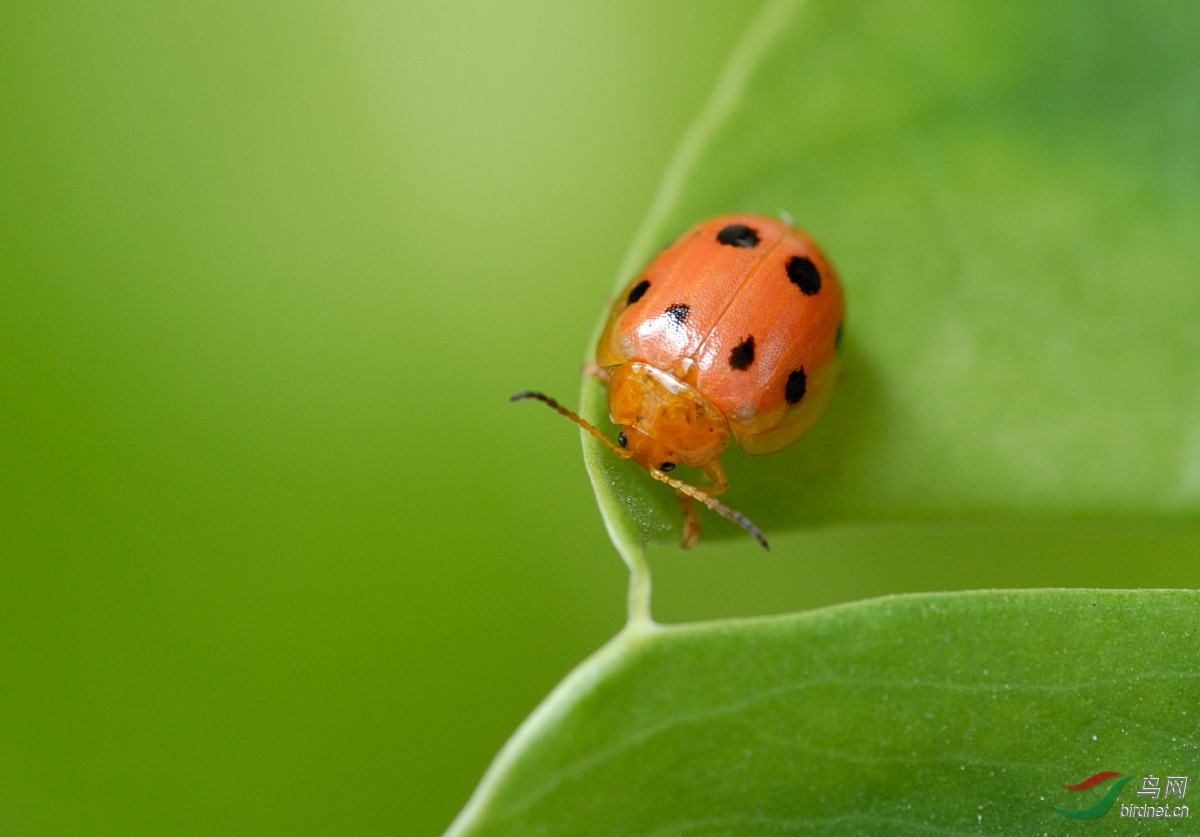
[448,590,1200,835]
[580,0,1200,557]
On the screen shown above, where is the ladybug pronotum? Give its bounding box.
[513,214,845,550]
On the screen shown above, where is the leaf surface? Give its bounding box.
[449,590,1200,836]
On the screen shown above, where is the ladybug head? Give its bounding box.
[615,424,679,474]
[606,362,729,471]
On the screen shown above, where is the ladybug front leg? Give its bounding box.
[676,460,729,549]
[700,459,728,496]
[678,492,701,550]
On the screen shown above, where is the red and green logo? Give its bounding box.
[1048,771,1132,820]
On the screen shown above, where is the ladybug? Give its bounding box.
[513,214,844,550]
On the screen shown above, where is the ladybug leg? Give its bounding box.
[581,362,611,382]
[700,459,729,496]
[677,460,729,548]
[677,492,701,549]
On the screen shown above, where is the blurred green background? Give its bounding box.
[3,2,1198,834]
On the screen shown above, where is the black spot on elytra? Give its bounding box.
[785,368,807,404]
[835,321,844,352]
[786,256,821,295]
[716,224,760,248]
[665,303,690,323]
[660,461,676,472]
[729,336,755,370]
[617,431,627,448]
[626,279,650,306]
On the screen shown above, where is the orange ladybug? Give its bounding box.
[513,214,845,550]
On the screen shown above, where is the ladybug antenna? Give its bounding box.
[510,390,768,550]
[649,468,770,551]
[509,391,632,460]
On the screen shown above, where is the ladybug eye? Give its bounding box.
[617,431,627,448]
[660,461,676,472]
